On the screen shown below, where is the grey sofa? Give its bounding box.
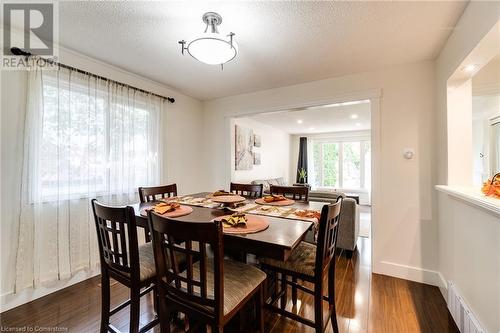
[308,190,360,256]
[250,178,360,257]
[251,177,287,194]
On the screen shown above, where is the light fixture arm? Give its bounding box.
[178,40,187,55]
[228,32,235,48]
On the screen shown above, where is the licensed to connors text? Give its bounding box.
[1,327,68,332]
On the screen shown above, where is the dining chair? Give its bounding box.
[148,212,267,333]
[269,184,309,201]
[91,199,159,333]
[259,198,342,333]
[230,182,263,198]
[138,183,178,203]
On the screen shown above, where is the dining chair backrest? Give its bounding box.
[91,199,140,279]
[148,212,225,320]
[230,182,263,198]
[138,184,178,203]
[269,185,309,201]
[315,198,342,276]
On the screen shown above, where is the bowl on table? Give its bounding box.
[255,195,295,206]
[210,195,246,204]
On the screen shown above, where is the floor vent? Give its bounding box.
[447,281,484,333]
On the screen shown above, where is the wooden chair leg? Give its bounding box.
[256,286,265,333]
[292,277,298,305]
[280,273,287,310]
[344,249,353,259]
[328,264,339,333]
[129,288,141,333]
[211,325,224,333]
[160,299,171,333]
[199,323,209,333]
[314,283,323,333]
[273,271,279,300]
[238,308,247,332]
[99,270,111,333]
[152,285,159,315]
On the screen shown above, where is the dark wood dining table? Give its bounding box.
[132,192,325,261]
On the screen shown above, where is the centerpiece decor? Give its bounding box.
[481,172,500,199]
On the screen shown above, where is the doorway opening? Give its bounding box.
[229,98,375,258]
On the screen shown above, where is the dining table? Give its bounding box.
[132,192,325,261]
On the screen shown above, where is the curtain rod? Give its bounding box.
[10,47,175,103]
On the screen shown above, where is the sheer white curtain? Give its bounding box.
[15,65,164,291]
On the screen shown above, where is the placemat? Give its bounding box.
[160,196,221,209]
[229,203,319,226]
[213,214,270,234]
[140,205,193,218]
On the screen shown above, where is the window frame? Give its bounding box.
[312,136,370,191]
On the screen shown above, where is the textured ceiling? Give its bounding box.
[249,102,371,134]
[51,1,467,100]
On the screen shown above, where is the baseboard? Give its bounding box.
[1,269,100,313]
[373,261,445,288]
[437,272,448,299]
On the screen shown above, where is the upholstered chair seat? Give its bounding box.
[259,242,316,277]
[133,242,199,282]
[174,259,267,315]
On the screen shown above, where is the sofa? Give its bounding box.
[308,190,360,257]
[251,178,360,257]
[251,177,288,194]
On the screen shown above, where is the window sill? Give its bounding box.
[435,185,500,217]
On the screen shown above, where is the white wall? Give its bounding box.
[434,2,500,332]
[231,117,290,184]
[447,79,474,185]
[203,60,437,284]
[437,192,500,333]
[0,47,205,310]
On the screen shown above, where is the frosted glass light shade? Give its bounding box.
[187,33,237,65]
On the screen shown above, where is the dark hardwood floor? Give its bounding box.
[0,238,458,333]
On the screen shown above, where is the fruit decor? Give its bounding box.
[481,172,500,199]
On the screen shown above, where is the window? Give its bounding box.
[29,68,163,201]
[312,139,371,190]
[322,142,340,187]
[342,142,361,188]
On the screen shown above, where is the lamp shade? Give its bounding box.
[187,33,237,65]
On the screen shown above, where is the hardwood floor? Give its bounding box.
[1,238,458,333]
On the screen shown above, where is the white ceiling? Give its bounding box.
[48,1,466,100]
[472,54,500,96]
[248,101,371,134]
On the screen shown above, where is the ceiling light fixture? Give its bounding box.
[179,12,237,69]
[462,64,478,73]
[297,120,303,124]
[350,114,359,119]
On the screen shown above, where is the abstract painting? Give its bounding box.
[235,125,254,170]
[253,152,261,165]
[253,134,261,147]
